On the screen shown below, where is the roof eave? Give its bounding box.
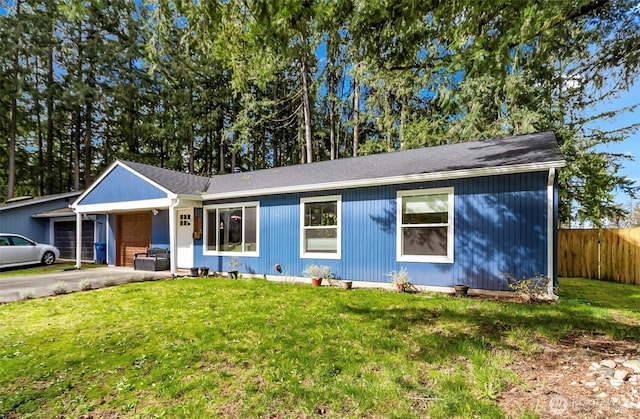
[0,191,81,211]
[203,160,566,201]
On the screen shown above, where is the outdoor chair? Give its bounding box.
[133,247,170,271]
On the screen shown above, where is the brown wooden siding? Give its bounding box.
[116,212,151,267]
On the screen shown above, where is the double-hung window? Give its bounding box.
[204,202,259,255]
[397,188,454,263]
[300,195,341,259]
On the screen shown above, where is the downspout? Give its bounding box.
[169,198,180,276]
[547,168,558,300]
[75,210,83,269]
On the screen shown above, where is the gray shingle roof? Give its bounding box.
[205,131,564,197]
[119,160,211,196]
[0,191,81,211]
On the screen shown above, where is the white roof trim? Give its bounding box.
[73,198,173,214]
[31,210,76,218]
[0,191,81,211]
[71,161,177,209]
[203,161,566,200]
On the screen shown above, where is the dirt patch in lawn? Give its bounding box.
[498,333,640,418]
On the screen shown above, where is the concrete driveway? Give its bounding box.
[0,267,175,304]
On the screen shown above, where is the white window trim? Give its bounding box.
[396,187,454,263]
[300,195,342,260]
[203,201,260,257]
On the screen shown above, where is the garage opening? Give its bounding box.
[53,220,95,260]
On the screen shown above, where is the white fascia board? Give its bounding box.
[175,195,204,207]
[0,191,81,212]
[73,198,173,214]
[202,161,567,201]
[547,167,556,295]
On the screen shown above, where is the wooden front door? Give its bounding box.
[116,212,151,267]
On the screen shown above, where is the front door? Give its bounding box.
[176,208,193,269]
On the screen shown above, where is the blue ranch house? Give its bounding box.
[71,131,565,294]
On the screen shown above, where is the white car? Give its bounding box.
[0,233,60,269]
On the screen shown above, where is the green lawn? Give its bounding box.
[0,277,638,417]
[0,261,104,277]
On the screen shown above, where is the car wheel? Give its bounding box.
[42,251,55,266]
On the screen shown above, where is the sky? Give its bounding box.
[592,81,640,206]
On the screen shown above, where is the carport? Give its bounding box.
[70,160,210,275]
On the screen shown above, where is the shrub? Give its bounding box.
[387,267,410,286]
[103,279,117,287]
[50,281,69,295]
[302,264,332,279]
[19,289,36,300]
[505,273,554,303]
[79,280,93,291]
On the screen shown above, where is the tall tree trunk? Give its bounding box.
[353,73,360,157]
[126,60,137,154]
[301,55,313,163]
[218,100,225,173]
[272,81,280,167]
[84,68,95,188]
[230,95,238,172]
[188,87,195,174]
[84,102,93,187]
[300,106,306,164]
[328,76,336,160]
[400,93,408,150]
[34,57,45,195]
[45,31,55,194]
[73,110,81,191]
[7,0,21,200]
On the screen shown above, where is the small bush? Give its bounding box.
[387,267,410,286]
[505,273,554,303]
[50,281,69,295]
[79,280,93,291]
[19,289,36,300]
[103,279,117,287]
[302,264,332,280]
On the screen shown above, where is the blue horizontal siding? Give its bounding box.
[79,166,167,205]
[197,172,551,290]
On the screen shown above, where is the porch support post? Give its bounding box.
[169,199,179,276]
[105,214,111,266]
[75,211,83,269]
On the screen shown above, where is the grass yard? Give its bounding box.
[0,262,104,277]
[0,277,638,418]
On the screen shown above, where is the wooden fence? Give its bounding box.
[558,228,640,284]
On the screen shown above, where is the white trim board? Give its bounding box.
[203,161,566,201]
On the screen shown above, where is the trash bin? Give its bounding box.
[94,242,106,264]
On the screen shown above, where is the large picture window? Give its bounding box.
[397,188,454,263]
[301,195,341,259]
[204,202,258,255]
